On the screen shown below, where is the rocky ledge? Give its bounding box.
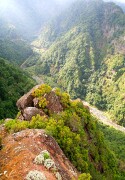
[0,129,78,180]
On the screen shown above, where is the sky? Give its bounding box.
[105,0,125,2]
[115,0,125,2]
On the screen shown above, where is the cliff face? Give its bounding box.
[0,84,119,179]
[0,129,78,180]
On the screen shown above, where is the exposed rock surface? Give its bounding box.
[16,85,40,111]
[16,85,63,121]
[0,129,78,180]
[23,107,45,121]
[45,91,63,114]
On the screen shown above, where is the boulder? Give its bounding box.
[23,107,45,121]
[16,85,40,111]
[16,85,63,121]
[44,91,63,114]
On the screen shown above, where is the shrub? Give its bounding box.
[78,173,92,180]
[5,119,28,132]
[29,115,47,129]
[54,88,71,108]
[60,92,70,108]
[42,151,50,160]
[38,97,48,109]
[32,84,52,97]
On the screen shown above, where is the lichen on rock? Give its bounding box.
[44,159,57,170]
[55,172,62,180]
[26,170,46,180]
[34,150,50,165]
[34,154,45,165]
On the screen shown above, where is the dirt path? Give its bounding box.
[83,101,125,133]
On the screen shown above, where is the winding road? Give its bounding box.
[82,101,125,133]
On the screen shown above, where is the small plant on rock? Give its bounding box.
[26,170,46,180]
[34,150,50,165]
[32,84,52,97]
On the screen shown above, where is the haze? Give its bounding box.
[0,0,124,38]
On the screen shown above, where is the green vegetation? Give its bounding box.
[86,54,125,125]
[0,0,125,178]
[32,84,52,97]
[5,85,120,179]
[97,123,125,179]
[0,39,33,65]
[78,173,92,180]
[0,20,33,65]
[0,58,35,119]
[24,0,125,126]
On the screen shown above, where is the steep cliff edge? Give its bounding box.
[0,84,120,179]
[0,129,78,180]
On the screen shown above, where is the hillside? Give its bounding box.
[0,84,123,179]
[98,122,125,178]
[0,58,35,119]
[105,0,125,12]
[0,0,72,66]
[0,19,33,65]
[23,0,125,126]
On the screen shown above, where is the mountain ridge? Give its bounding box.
[23,0,125,126]
[0,84,121,179]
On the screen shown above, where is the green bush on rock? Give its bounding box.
[78,173,92,180]
[4,85,119,179]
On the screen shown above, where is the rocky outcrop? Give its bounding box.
[16,85,40,111]
[0,129,79,180]
[23,107,45,121]
[16,85,63,121]
[45,91,63,114]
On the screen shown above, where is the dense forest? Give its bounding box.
[0,58,35,119]
[23,0,125,126]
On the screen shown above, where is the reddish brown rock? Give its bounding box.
[16,85,40,111]
[44,91,63,114]
[23,107,45,121]
[16,85,64,121]
[0,129,79,180]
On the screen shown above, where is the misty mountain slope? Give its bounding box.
[0,0,73,38]
[0,0,75,65]
[0,58,35,119]
[105,0,125,12]
[23,0,125,125]
[0,20,33,65]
